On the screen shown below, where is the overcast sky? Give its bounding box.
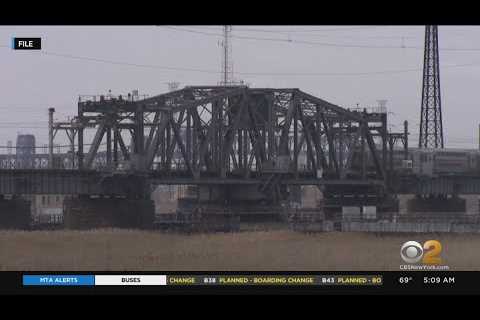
[1,25,480,151]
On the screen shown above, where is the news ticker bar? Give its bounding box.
[23,275,382,286]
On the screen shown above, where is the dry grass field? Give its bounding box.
[1,228,480,271]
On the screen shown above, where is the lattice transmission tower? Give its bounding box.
[419,25,444,149]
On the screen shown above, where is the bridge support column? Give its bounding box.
[459,194,480,215]
[178,184,286,222]
[301,186,323,208]
[0,196,31,229]
[398,194,415,214]
[64,195,154,229]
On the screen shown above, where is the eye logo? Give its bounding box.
[400,240,442,265]
[400,241,424,263]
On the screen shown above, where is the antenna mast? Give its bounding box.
[220,25,234,85]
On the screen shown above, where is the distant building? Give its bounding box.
[16,134,35,169]
[26,194,67,225]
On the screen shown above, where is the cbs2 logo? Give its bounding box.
[400,240,442,265]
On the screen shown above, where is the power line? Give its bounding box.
[5,41,480,78]
[161,26,408,48]
[250,26,383,33]
[205,26,480,41]
[192,25,384,33]
[231,26,417,40]
[39,50,220,74]
[161,26,480,52]
[0,44,218,75]
[170,26,421,40]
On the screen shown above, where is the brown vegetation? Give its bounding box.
[0,229,478,271]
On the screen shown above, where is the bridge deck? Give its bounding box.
[1,169,479,196]
[0,169,384,195]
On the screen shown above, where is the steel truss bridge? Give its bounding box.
[2,85,478,202]
[0,86,397,200]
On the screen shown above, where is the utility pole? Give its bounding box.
[48,107,55,168]
[404,120,409,160]
[419,25,444,149]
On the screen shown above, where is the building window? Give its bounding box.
[42,196,45,205]
[56,196,60,203]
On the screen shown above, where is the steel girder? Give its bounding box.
[0,169,149,196]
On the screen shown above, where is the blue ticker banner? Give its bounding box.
[23,275,95,286]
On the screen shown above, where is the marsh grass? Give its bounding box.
[0,229,478,271]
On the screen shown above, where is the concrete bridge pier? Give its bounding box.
[398,194,415,214]
[0,195,31,229]
[63,195,155,230]
[459,194,480,215]
[176,184,287,222]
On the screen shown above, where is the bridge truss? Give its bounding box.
[0,86,394,203]
[75,86,387,178]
